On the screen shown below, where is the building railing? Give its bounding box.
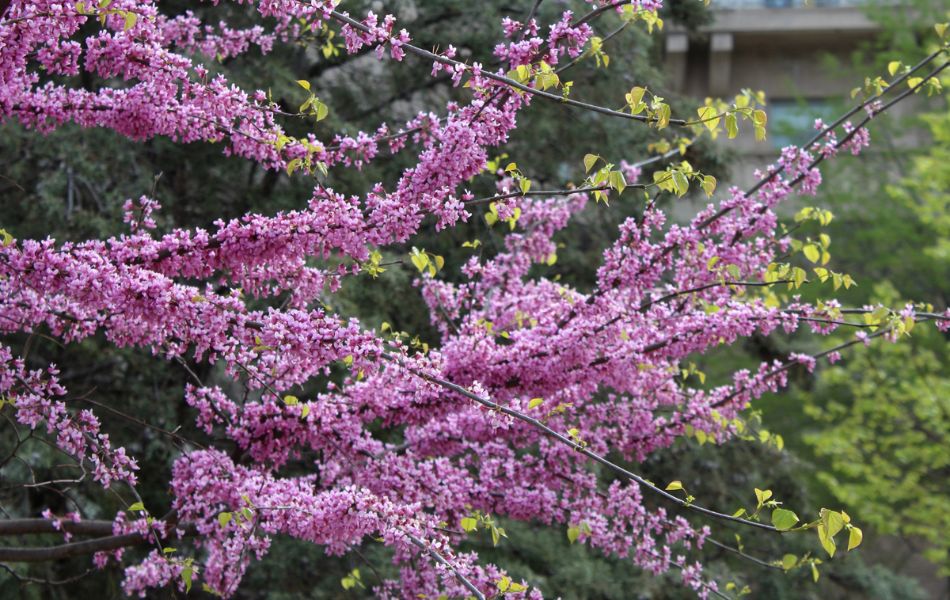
[712,0,865,8]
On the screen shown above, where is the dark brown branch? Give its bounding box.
[0,520,198,563]
[0,532,151,562]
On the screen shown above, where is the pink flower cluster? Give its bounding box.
[0,344,138,487]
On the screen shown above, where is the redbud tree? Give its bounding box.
[0,0,947,597]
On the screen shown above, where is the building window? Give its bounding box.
[768,99,838,150]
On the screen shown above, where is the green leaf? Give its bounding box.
[671,170,689,197]
[583,153,599,173]
[218,512,233,528]
[935,22,948,40]
[655,102,671,130]
[793,266,807,288]
[182,566,193,593]
[771,508,799,531]
[626,86,646,113]
[460,517,478,532]
[803,244,820,263]
[848,525,863,550]
[701,174,716,198]
[314,100,329,121]
[567,525,580,544]
[781,554,797,571]
[608,170,626,194]
[490,524,504,546]
[725,113,738,139]
[817,523,836,557]
[528,398,543,410]
[296,79,311,91]
[753,109,767,141]
[696,105,720,131]
[123,11,137,30]
[128,502,145,512]
[285,158,303,176]
[754,488,772,506]
[410,249,429,273]
[821,509,845,538]
[887,61,901,76]
[283,395,298,405]
[811,561,820,582]
[665,480,683,491]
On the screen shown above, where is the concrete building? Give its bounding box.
[665,1,886,184]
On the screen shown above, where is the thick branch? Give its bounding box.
[0,521,197,563]
[0,532,150,562]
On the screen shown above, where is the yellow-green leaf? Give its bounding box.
[847,526,863,550]
[626,86,646,113]
[567,525,580,543]
[671,170,689,197]
[781,554,797,571]
[771,508,799,531]
[696,105,720,131]
[410,250,429,273]
[583,153,599,173]
[822,509,845,538]
[725,113,738,139]
[818,524,836,557]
